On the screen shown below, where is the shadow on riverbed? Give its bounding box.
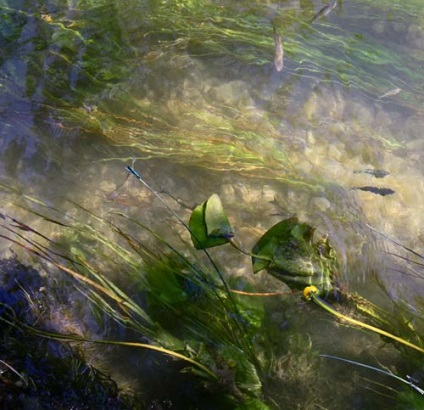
[0,256,251,409]
[0,256,135,409]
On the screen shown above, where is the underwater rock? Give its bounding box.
[372,20,386,34]
[407,24,424,50]
[310,196,331,211]
[404,115,424,142]
[262,184,277,202]
[208,80,252,107]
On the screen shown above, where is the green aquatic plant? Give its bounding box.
[304,286,424,355]
[189,193,235,249]
[2,165,424,406]
[5,0,423,193]
[0,181,272,406]
[84,0,423,172]
[185,190,424,356]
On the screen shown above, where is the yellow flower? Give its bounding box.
[303,286,319,301]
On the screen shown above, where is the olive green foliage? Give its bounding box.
[189,193,234,249]
[0,187,271,407]
[187,196,339,296]
[3,181,424,406]
[251,217,338,295]
[5,0,423,182]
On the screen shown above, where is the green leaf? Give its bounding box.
[251,217,299,273]
[251,218,339,294]
[236,398,271,410]
[205,193,234,239]
[291,222,315,243]
[189,194,233,249]
[219,345,263,398]
[235,357,263,397]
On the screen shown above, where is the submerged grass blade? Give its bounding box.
[0,360,30,387]
[0,233,155,328]
[366,224,424,261]
[319,354,424,395]
[1,204,264,387]
[0,304,218,381]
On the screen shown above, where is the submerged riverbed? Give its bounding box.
[1,0,424,408]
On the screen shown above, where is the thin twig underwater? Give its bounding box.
[311,2,338,23]
[378,88,402,99]
[273,29,284,72]
[366,223,424,261]
[0,302,218,380]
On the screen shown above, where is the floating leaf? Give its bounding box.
[205,193,234,239]
[252,218,338,295]
[251,217,299,273]
[189,194,233,249]
[290,222,315,243]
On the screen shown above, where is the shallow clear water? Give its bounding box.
[1,0,424,407]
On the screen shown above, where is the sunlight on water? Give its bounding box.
[1,0,424,407]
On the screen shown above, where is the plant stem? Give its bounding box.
[305,286,424,355]
[228,238,273,262]
[125,166,259,364]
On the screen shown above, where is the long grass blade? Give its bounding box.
[305,287,424,355]
[0,305,218,381]
[366,223,424,260]
[320,354,424,395]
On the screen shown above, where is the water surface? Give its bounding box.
[1,0,424,407]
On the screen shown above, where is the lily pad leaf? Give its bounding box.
[205,194,234,239]
[251,217,300,273]
[189,194,233,250]
[291,222,315,243]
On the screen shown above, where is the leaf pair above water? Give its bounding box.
[188,195,338,295]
